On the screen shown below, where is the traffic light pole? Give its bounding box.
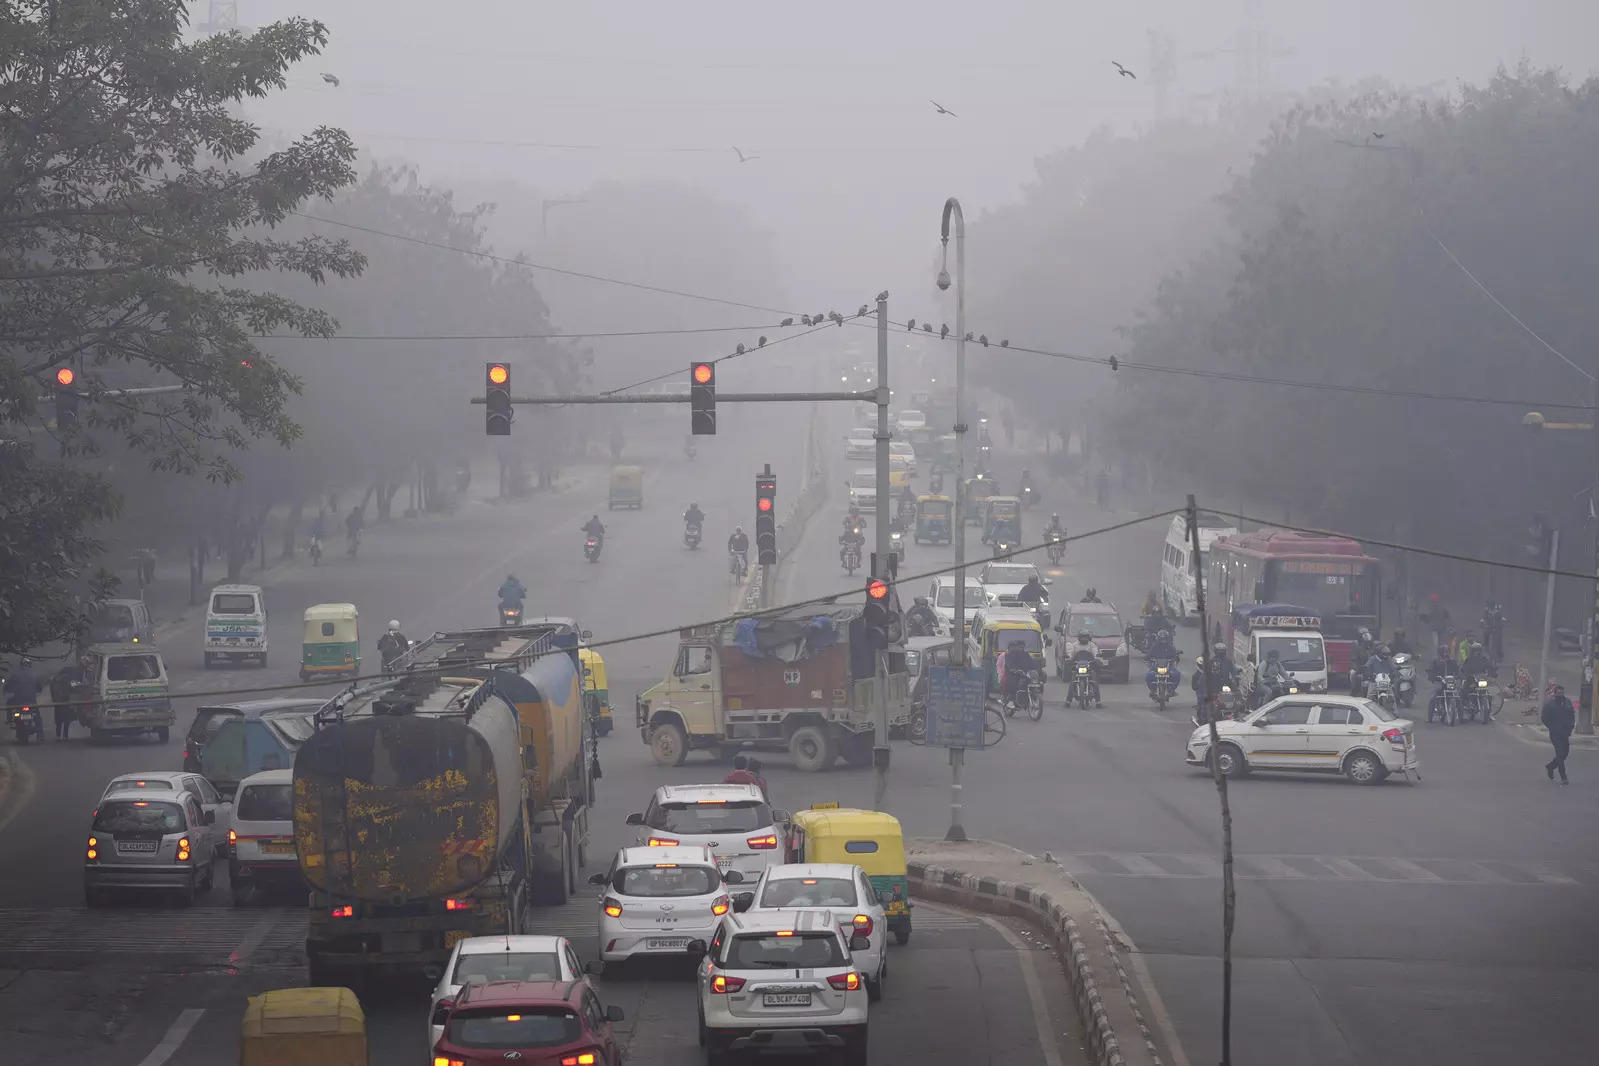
[872,295,893,812]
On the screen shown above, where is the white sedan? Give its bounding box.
[1187,694,1418,785]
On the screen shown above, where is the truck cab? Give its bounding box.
[1230,604,1328,699]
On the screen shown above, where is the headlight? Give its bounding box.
[1156,667,1169,675]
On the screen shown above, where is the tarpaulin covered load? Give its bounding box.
[730,605,860,663]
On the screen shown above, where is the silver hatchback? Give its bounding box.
[85,790,216,906]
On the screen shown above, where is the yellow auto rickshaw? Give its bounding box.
[962,475,995,524]
[240,986,366,1066]
[608,465,643,510]
[578,645,613,736]
[786,804,912,944]
[913,494,952,545]
[300,603,359,681]
[967,607,1047,693]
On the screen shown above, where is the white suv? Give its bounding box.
[626,784,787,881]
[739,863,887,1000]
[847,469,878,513]
[1186,694,1418,785]
[694,909,870,1066]
[591,845,744,967]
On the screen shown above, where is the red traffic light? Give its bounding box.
[867,579,888,600]
[757,497,773,513]
[487,363,509,386]
[693,363,714,384]
[55,367,76,387]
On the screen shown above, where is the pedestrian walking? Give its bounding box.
[49,663,78,740]
[1541,680,1575,784]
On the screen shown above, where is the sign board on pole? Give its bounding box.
[927,665,988,748]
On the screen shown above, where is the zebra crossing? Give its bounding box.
[1058,851,1594,886]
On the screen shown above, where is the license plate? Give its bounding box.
[444,930,472,949]
[763,992,811,1007]
[262,843,295,855]
[647,937,690,950]
[715,855,734,870]
[117,841,158,853]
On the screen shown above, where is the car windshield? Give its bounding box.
[93,605,135,628]
[106,655,161,681]
[758,876,857,909]
[105,778,173,795]
[725,932,846,969]
[615,865,719,896]
[900,410,924,422]
[854,474,876,488]
[93,800,184,833]
[1360,698,1399,722]
[984,566,1036,585]
[451,951,562,985]
[1072,614,1122,638]
[210,593,257,614]
[1258,635,1325,672]
[647,800,771,834]
[265,713,316,744]
[236,783,293,822]
[936,585,984,608]
[446,1007,580,1049]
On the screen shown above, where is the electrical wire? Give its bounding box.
[598,319,841,396]
[267,324,791,342]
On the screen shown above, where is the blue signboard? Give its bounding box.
[927,665,988,748]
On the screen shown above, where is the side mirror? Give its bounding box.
[732,892,754,913]
[203,810,216,825]
[588,872,608,886]
[581,629,593,641]
[583,960,604,976]
[625,812,644,826]
[1043,577,1053,585]
[849,935,871,952]
[722,870,744,885]
[1251,718,1268,727]
[772,809,791,824]
[605,1004,625,1023]
[687,938,709,955]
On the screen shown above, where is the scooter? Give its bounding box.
[993,538,1016,557]
[500,602,523,626]
[584,534,603,563]
[889,528,905,561]
[1368,671,1396,712]
[1392,652,1417,708]
[9,706,42,745]
[684,522,702,550]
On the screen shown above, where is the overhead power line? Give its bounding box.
[268,324,789,342]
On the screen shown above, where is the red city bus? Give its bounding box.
[1206,530,1380,683]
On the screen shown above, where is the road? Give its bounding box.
[0,406,1085,1066]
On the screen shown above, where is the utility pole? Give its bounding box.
[1588,373,1599,734]
[872,295,893,811]
[939,198,969,842]
[1539,527,1560,710]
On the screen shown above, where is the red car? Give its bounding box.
[432,979,625,1066]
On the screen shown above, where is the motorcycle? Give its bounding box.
[1427,676,1460,726]
[1367,670,1396,712]
[840,537,862,576]
[500,602,524,626]
[684,522,702,550]
[1030,601,1051,632]
[1067,662,1099,709]
[1046,532,1065,565]
[584,534,603,563]
[9,706,41,745]
[309,534,322,567]
[1005,669,1046,722]
[1392,652,1417,708]
[729,549,748,580]
[993,537,1016,558]
[1460,676,1493,723]
[889,528,905,561]
[1147,659,1180,709]
[1252,673,1299,709]
[1020,484,1037,509]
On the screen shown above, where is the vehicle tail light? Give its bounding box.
[176,837,190,861]
[827,971,862,991]
[445,897,473,911]
[429,999,454,1026]
[1381,728,1406,745]
[560,1053,600,1066]
[86,836,98,861]
[331,904,354,918]
[647,837,679,847]
[433,1058,464,1066]
[711,894,730,916]
[603,897,623,918]
[747,834,778,850]
[852,914,874,937]
[710,973,746,994]
[228,828,237,848]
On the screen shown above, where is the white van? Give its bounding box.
[228,768,298,904]
[204,584,268,668]
[1159,514,1239,621]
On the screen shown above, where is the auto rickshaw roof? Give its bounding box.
[789,806,906,838]
[303,603,358,620]
[986,495,1021,504]
[240,985,365,1037]
[917,493,952,503]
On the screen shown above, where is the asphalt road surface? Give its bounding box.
[3,414,1595,1065]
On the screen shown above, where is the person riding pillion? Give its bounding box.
[1001,639,1033,706]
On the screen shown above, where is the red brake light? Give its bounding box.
[445,897,473,911]
[711,894,730,916]
[603,897,623,918]
[331,905,353,918]
[560,1054,599,1066]
[647,837,679,847]
[852,914,874,937]
[827,971,862,991]
[710,974,746,994]
[746,834,778,850]
[1382,728,1405,744]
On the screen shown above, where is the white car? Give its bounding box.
[694,909,870,1066]
[591,845,744,966]
[888,439,916,472]
[227,768,297,904]
[845,427,875,462]
[740,863,888,1001]
[928,576,994,634]
[626,783,787,881]
[847,469,878,513]
[1186,694,1418,785]
[425,934,584,1051]
[977,561,1045,608]
[894,409,927,434]
[100,771,231,855]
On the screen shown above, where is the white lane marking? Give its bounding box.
[1384,858,1443,882]
[137,1008,205,1066]
[1073,885,1193,1066]
[969,911,1066,1066]
[1108,853,1173,877]
[1525,863,1579,886]
[1238,854,1308,879]
[1313,856,1378,881]
[228,914,275,969]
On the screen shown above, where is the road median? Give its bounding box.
[908,837,1176,1066]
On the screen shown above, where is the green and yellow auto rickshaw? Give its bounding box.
[914,494,952,545]
[963,475,996,524]
[299,603,359,681]
[608,465,643,510]
[786,804,913,944]
[578,646,613,736]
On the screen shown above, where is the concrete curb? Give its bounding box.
[909,851,1166,1066]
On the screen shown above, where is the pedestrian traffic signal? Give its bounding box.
[863,579,898,648]
[485,362,512,436]
[53,366,80,429]
[755,472,777,565]
[690,362,716,435]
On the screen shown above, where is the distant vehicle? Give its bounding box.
[1186,694,1417,785]
[80,644,173,742]
[1159,513,1238,621]
[87,598,154,645]
[927,575,994,635]
[1054,602,1131,683]
[203,583,268,667]
[98,770,232,854]
[976,561,1044,607]
[845,427,875,462]
[846,469,878,513]
[228,768,297,904]
[894,409,927,433]
[425,935,583,1052]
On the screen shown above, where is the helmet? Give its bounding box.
[734,526,744,534]
[1377,644,1391,656]
[388,620,401,632]
[1077,632,1091,642]
[1195,655,1205,667]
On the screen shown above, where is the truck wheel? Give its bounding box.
[788,725,835,772]
[649,721,689,767]
[533,836,571,906]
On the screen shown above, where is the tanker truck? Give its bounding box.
[294,624,593,986]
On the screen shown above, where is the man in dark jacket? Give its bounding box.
[49,661,81,740]
[1541,681,1576,784]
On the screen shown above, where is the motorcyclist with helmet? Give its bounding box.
[3,657,43,741]
[1000,639,1034,709]
[1069,632,1103,706]
[1461,640,1494,718]
[905,596,941,637]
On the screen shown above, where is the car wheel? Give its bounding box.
[1343,750,1385,786]
[1212,743,1249,778]
[867,969,883,1002]
[649,721,689,767]
[200,863,214,892]
[788,724,836,772]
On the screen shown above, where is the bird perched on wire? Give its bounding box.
[735,343,746,356]
[321,73,341,86]
[930,100,958,117]
[779,317,794,327]
[829,311,845,327]
[963,331,974,342]
[856,304,869,317]
[922,323,933,333]
[1112,61,1136,79]
[757,336,767,347]
[906,318,917,331]
[940,324,950,340]
[733,146,760,163]
[979,335,989,347]
[999,339,1009,348]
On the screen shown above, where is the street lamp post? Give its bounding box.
[938,197,969,840]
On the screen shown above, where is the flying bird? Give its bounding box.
[320,73,341,86]
[930,100,958,117]
[733,146,760,163]
[1371,131,1385,139]
[1112,61,1136,79]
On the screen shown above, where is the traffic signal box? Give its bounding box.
[755,472,777,565]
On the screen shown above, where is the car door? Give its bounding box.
[177,781,216,852]
[1307,704,1365,769]
[192,774,231,841]
[1240,702,1314,768]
